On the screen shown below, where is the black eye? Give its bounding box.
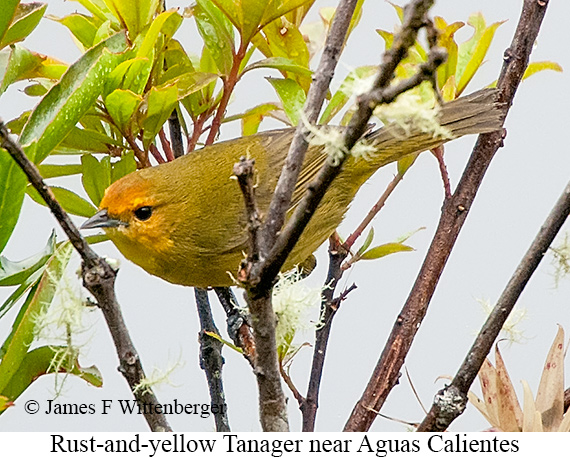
[134,206,153,221]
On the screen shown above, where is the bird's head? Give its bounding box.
[81,170,177,275]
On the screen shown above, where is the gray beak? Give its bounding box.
[81,209,124,229]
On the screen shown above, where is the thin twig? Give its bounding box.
[302,235,348,431]
[205,44,247,146]
[233,157,262,280]
[343,172,404,255]
[280,364,304,405]
[344,0,548,432]
[0,121,171,432]
[168,109,184,157]
[430,145,451,198]
[149,143,166,164]
[158,128,175,162]
[194,288,230,432]
[187,111,208,153]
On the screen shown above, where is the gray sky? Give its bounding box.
[1,0,569,432]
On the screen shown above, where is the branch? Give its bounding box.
[205,43,247,146]
[168,109,184,158]
[213,287,256,365]
[344,0,549,432]
[194,288,230,432]
[234,157,262,279]
[260,0,362,256]
[0,122,172,432]
[236,0,440,432]
[343,172,404,255]
[256,12,443,286]
[302,236,351,431]
[158,128,175,162]
[235,0,363,432]
[418,180,569,431]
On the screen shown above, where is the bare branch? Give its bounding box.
[168,109,184,158]
[418,180,570,431]
[234,157,262,282]
[235,0,364,432]
[0,121,172,432]
[343,172,404,256]
[302,235,348,431]
[256,0,439,287]
[344,0,549,432]
[195,288,230,432]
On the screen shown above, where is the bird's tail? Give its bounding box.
[352,88,506,176]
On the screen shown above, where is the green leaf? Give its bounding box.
[26,185,97,218]
[73,0,119,26]
[141,84,178,149]
[19,31,129,164]
[356,227,374,257]
[320,66,376,124]
[104,57,152,96]
[0,0,20,49]
[435,19,464,89]
[397,151,420,176]
[38,164,83,179]
[376,29,394,50]
[360,242,414,260]
[0,45,66,96]
[5,111,30,136]
[85,233,109,245]
[59,126,121,154]
[0,281,39,356]
[193,0,234,75]
[0,346,102,403]
[240,103,281,135]
[0,268,42,319]
[23,81,48,96]
[0,231,55,287]
[0,241,73,394]
[179,47,218,119]
[0,149,26,255]
[204,331,243,354]
[441,75,457,101]
[522,61,563,81]
[51,13,100,50]
[212,0,313,44]
[161,39,196,83]
[93,19,114,44]
[393,226,425,244]
[267,77,305,125]
[136,9,182,59]
[0,2,47,49]
[162,71,219,100]
[387,1,404,22]
[81,154,111,206]
[456,14,505,95]
[0,395,13,412]
[242,56,312,78]
[105,89,142,132]
[256,18,310,91]
[111,151,136,182]
[103,0,160,36]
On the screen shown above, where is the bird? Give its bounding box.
[81,89,505,287]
